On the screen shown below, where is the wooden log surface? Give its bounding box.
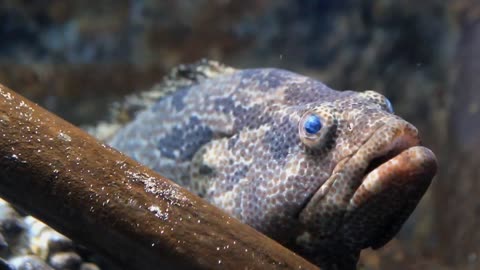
[0,84,319,270]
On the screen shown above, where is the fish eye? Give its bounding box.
[384,98,394,113]
[304,114,322,134]
[362,90,394,114]
[299,107,336,149]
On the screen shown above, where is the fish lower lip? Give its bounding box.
[343,146,437,248]
[354,145,437,203]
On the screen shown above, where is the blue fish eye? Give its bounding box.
[304,114,322,134]
[385,98,394,113]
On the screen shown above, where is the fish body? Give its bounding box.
[108,61,437,269]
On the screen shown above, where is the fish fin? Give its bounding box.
[89,60,235,140]
[113,59,236,124]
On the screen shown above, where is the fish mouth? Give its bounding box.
[298,120,437,249]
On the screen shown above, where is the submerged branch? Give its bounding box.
[0,84,318,270]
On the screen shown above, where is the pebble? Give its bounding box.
[9,255,54,270]
[24,217,74,259]
[79,263,101,270]
[0,199,25,237]
[48,251,82,270]
[0,257,13,270]
[0,199,102,270]
[0,233,8,250]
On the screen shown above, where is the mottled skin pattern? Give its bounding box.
[108,61,437,269]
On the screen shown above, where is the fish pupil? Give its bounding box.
[304,115,322,134]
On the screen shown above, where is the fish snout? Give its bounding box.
[297,118,437,251]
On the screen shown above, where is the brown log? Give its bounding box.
[0,84,319,270]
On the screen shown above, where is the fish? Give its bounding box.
[106,60,437,269]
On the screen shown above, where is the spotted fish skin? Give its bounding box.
[108,61,437,269]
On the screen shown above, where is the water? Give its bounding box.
[0,1,478,269]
